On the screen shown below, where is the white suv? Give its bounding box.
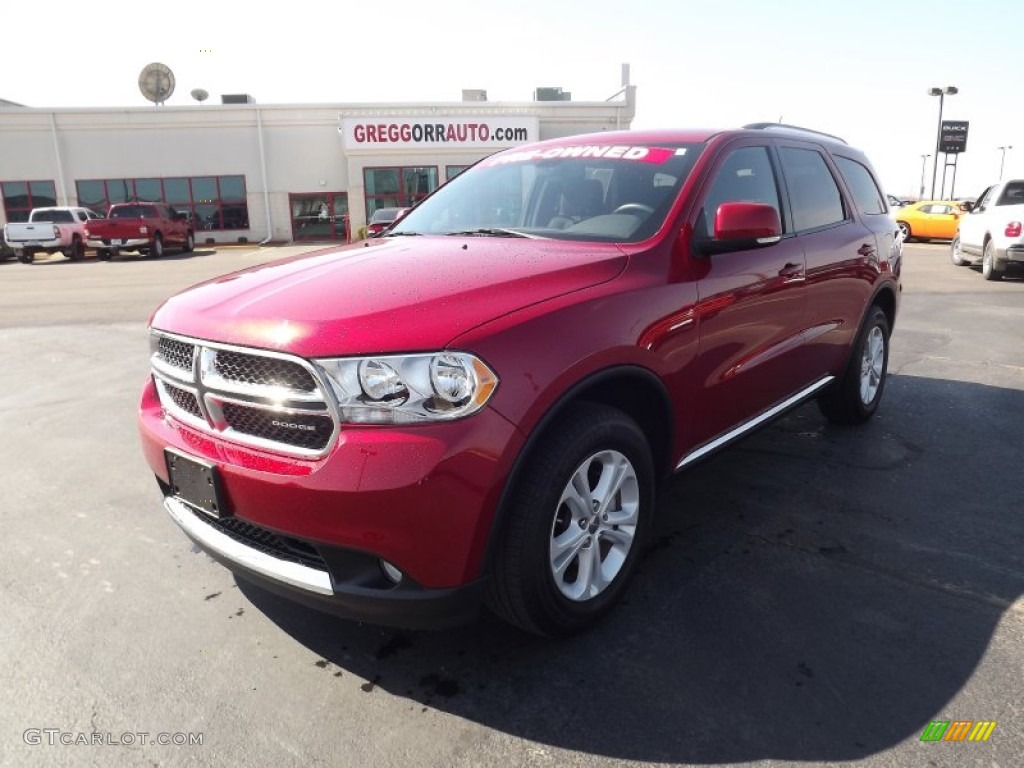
[951,180,1024,280]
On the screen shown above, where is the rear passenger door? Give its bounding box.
[688,141,810,446]
[777,143,882,377]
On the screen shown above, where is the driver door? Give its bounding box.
[688,142,809,447]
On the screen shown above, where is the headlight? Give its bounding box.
[315,352,498,424]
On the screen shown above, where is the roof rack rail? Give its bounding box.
[742,122,848,145]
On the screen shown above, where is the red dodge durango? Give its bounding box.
[139,125,902,636]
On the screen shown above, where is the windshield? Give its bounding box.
[390,142,703,242]
[370,207,404,223]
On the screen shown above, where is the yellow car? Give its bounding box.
[893,200,966,242]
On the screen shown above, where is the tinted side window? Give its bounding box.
[996,181,1024,206]
[698,146,783,237]
[834,156,885,215]
[779,147,846,232]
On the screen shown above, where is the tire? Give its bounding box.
[150,234,164,258]
[818,305,890,425]
[97,248,113,261]
[183,231,194,253]
[950,236,970,266]
[486,402,654,637]
[897,221,911,242]
[981,239,1004,281]
[68,237,85,261]
[18,248,35,264]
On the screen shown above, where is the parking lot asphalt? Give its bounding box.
[0,242,1021,768]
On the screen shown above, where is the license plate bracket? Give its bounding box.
[165,449,227,518]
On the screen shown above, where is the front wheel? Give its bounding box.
[897,221,912,242]
[950,236,970,266]
[486,402,654,637]
[150,234,164,258]
[818,305,890,425]
[18,249,35,264]
[981,239,1004,281]
[183,231,194,253]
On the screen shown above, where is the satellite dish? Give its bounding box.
[138,63,175,105]
[190,88,209,105]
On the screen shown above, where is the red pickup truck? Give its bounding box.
[85,203,194,259]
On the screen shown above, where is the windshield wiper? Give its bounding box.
[382,231,422,236]
[443,228,532,238]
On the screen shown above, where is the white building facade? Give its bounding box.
[0,91,636,243]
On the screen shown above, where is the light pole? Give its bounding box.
[928,86,958,199]
[998,145,1013,181]
[919,154,931,201]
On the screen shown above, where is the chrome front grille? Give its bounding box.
[213,350,317,392]
[156,336,196,375]
[150,332,337,458]
[163,381,203,419]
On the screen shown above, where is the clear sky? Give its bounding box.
[3,0,1022,199]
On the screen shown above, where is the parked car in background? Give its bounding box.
[893,200,966,242]
[84,203,194,259]
[139,124,901,636]
[951,179,1024,280]
[3,206,101,263]
[366,207,408,237]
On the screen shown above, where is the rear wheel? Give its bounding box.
[981,239,1004,281]
[486,402,654,637]
[68,237,85,261]
[950,236,970,266]
[818,305,890,425]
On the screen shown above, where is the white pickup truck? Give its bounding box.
[2,206,102,263]
[952,180,1024,281]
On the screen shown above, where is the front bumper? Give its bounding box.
[165,497,485,628]
[139,377,523,626]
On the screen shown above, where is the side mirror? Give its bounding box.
[699,202,782,255]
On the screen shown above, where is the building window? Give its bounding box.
[289,193,349,241]
[74,175,249,230]
[363,166,438,218]
[446,165,471,181]
[1,180,57,223]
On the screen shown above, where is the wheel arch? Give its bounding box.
[481,365,674,573]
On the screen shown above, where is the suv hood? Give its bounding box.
[151,237,627,357]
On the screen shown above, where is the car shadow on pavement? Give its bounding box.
[239,373,1023,763]
[21,249,218,265]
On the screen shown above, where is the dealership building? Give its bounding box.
[0,83,636,243]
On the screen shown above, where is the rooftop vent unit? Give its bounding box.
[462,89,488,102]
[221,94,256,104]
[534,87,571,102]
